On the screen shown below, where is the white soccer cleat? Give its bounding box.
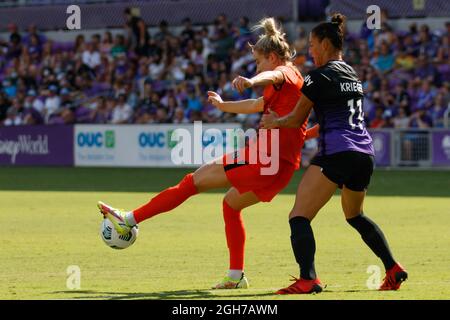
[212,273,249,289]
[97,201,132,236]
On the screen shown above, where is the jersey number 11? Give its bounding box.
[348,98,364,130]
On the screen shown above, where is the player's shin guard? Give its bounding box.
[223,200,246,271]
[346,213,396,270]
[132,173,199,223]
[289,216,317,280]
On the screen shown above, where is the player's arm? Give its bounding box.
[262,70,322,129]
[232,70,284,93]
[261,94,314,129]
[207,91,264,114]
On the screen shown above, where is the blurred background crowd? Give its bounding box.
[0,7,449,129]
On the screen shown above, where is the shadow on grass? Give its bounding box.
[48,288,379,300]
[324,289,375,293]
[49,289,277,300]
[1,167,449,197]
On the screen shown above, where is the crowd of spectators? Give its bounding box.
[351,11,450,129]
[0,8,449,129]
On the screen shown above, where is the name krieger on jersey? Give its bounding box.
[340,82,363,93]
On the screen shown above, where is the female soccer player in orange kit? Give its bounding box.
[98,17,319,289]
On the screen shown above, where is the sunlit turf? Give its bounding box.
[0,168,449,299]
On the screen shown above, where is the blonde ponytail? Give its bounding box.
[250,17,294,61]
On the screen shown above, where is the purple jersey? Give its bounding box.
[301,60,374,156]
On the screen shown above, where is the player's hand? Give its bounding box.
[207,91,224,110]
[260,109,280,129]
[232,76,253,94]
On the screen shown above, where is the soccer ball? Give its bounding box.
[100,218,138,249]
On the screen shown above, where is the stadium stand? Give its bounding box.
[0,0,448,129]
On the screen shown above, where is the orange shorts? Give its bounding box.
[222,149,296,202]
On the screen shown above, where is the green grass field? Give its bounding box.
[0,167,449,300]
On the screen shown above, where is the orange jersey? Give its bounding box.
[261,65,307,169]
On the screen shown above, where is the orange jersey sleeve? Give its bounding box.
[260,65,308,169]
[306,124,320,140]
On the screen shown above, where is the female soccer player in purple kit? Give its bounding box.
[261,13,408,294]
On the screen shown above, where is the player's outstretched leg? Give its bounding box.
[97,173,198,235]
[98,162,231,234]
[213,189,259,289]
[342,187,408,290]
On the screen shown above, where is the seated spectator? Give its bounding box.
[180,17,195,46]
[24,89,44,112]
[402,33,419,57]
[213,27,234,62]
[382,110,395,128]
[393,107,410,128]
[155,107,169,123]
[371,42,395,74]
[61,108,76,124]
[189,110,203,122]
[164,94,178,120]
[393,81,411,112]
[90,96,110,124]
[82,42,101,70]
[23,107,44,125]
[111,34,127,58]
[23,24,46,47]
[148,54,165,80]
[414,55,438,84]
[154,20,173,43]
[409,109,433,128]
[27,34,42,62]
[416,80,436,111]
[100,32,113,55]
[436,30,449,64]
[428,93,447,127]
[136,107,156,124]
[173,107,189,124]
[395,50,415,70]
[6,23,22,60]
[417,24,439,59]
[370,106,386,128]
[111,93,132,124]
[186,86,203,114]
[3,105,22,126]
[43,85,61,122]
[2,79,17,98]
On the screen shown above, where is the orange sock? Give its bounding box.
[223,200,246,271]
[132,173,198,223]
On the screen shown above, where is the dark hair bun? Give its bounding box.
[311,12,346,50]
[331,13,346,29]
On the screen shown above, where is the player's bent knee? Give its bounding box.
[288,209,313,221]
[192,170,209,191]
[343,210,362,220]
[223,192,239,210]
[193,174,210,192]
[289,200,317,220]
